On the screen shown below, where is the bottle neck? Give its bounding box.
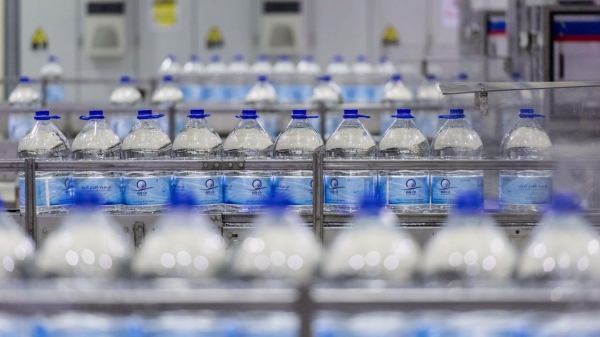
[185,118,209,129]
[442,117,471,129]
[389,118,418,130]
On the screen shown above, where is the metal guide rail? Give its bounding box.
[7,156,600,245]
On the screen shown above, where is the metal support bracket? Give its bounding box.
[133,221,145,249]
[24,158,36,242]
[475,83,489,115]
[312,146,324,245]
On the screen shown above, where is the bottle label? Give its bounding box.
[500,175,552,205]
[273,176,313,205]
[379,175,430,205]
[229,85,251,102]
[223,176,272,205]
[296,85,313,102]
[172,175,223,205]
[181,84,203,102]
[341,86,355,102]
[46,85,65,102]
[324,176,376,205]
[204,85,230,102]
[431,175,483,205]
[276,85,297,103]
[353,85,377,102]
[72,177,122,205]
[123,175,171,206]
[19,176,72,207]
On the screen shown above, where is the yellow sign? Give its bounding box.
[153,0,177,26]
[31,27,48,50]
[206,26,224,49]
[382,25,399,46]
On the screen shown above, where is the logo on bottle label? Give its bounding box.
[500,175,552,205]
[324,176,376,205]
[173,175,222,205]
[223,176,271,205]
[273,176,313,206]
[72,176,123,205]
[19,176,73,207]
[380,175,429,205]
[431,175,483,205]
[123,176,171,206]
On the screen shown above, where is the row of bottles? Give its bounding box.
[17,104,551,215]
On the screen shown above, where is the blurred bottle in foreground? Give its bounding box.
[500,108,552,213]
[8,76,41,139]
[0,200,34,279]
[109,76,143,139]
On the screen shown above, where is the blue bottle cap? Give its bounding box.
[439,108,465,119]
[258,54,269,61]
[257,75,268,82]
[48,55,58,62]
[379,55,388,63]
[392,109,414,119]
[170,191,200,209]
[234,54,244,62]
[519,108,545,118]
[34,110,60,121]
[550,193,581,214]
[458,72,469,80]
[163,75,174,82]
[333,55,343,62]
[137,110,164,120]
[279,54,290,61]
[343,109,370,119]
[511,72,521,80]
[120,75,133,84]
[188,109,211,118]
[356,55,366,62]
[359,195,385,216]
[211,55,220,62]
[426,74,437,81]
[189,54,199,62]
[19,76,30,83]
[236,110,259,119]
[80,110,105,120]
[303,55,314,62]
[291,110,318,119]
[73,192,102,208]
[318,75,331,81]
[168,54,176,61]
[453,192,484,215]
[390,73,402,81]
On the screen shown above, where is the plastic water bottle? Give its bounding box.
[245,75,279,138]
[71,110,122,213]
[181,54,204,102]
[132,193,226,278]
[501,72,535,134]
[8,76,41,139]
[40,55,65,103]
[348,313,411,337]
[296,55,321,102]
[273,110,323,214]
[109,75,142,139]
[240,312,299,337]
[351,55,376,103]
[222,110,273,213]
[518,193,600,281]
[421,192,517,282]
[203,55,229,102]
[273,55,297,103]
[145,312,234,336]
[0,200,34,279]
[324,109,378,213]
[322,198,420,281]
[374,56,396,100]
[416,74,441,139]
[311,75,343,138]
[379,109,430,213]
[18,110,71,214]
[380,74,415,134]
[232,195,321,282]
[36,313,142,337]
[430,108,483,212]
[172,109,223,213]
[500,108,552,213]
[121,110,172,213]
[151,75,184,134]
[158,54,182,77]
[326,55,352,102]
[228,54,252,102]
[251,54,273,75]
[35,194,133,278]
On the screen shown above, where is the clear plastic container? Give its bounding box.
[251,54,273,75]
[228,54,252,102]
[8,76,41,139]
[40,55,66,103]
[296,55,321,103]
[172,109,223,213]
[500,108,552,213]
[181,54,204,102]
[71,110,122,213]
[222,110,273,213]
[380,73,415,134]
[203,55,229,102]
[158,54,182,77]
[430,108,483,212]
[0,201,34,279]
[379,109,430,213]
[326,55,352,102]
[18,110,71,214]
[273,55,297,103]
[245,75,279,138]
[151,75,185,135]
[273,110,323,214]
[109,76,143,139]
[350,55,376,103]
[324,109,378,213]
[415,74,441,139]
[121,110,173,213]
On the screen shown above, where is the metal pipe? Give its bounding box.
[168,104,176,141]
[24,158,36,241]
[312,146,324,244]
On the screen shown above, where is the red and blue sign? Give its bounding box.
[554,20,600,42]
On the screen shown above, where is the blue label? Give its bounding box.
[123,176,171,206]
[19,176,72,207]
[204,85,230,102]
[229,85,251,102]
[296,85,313,102]
[9,115,34,139]
[45,85,65,102]
[223,176,272,205]
[341,86,355,102]
[379,175,430,205]
[273,176,313,205]
[324,176,376,205]
[500,175,552,205]
[72,177,122,205]
[276,85,297,103]
[353,85,377,102]
[431,175,483,205]
[181,84,203,102]
[172,175,223,205]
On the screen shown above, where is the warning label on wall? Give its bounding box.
[153,0,178,27]
[206,26,224,49]
[382,25,399,46]
[31,27,48,50]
